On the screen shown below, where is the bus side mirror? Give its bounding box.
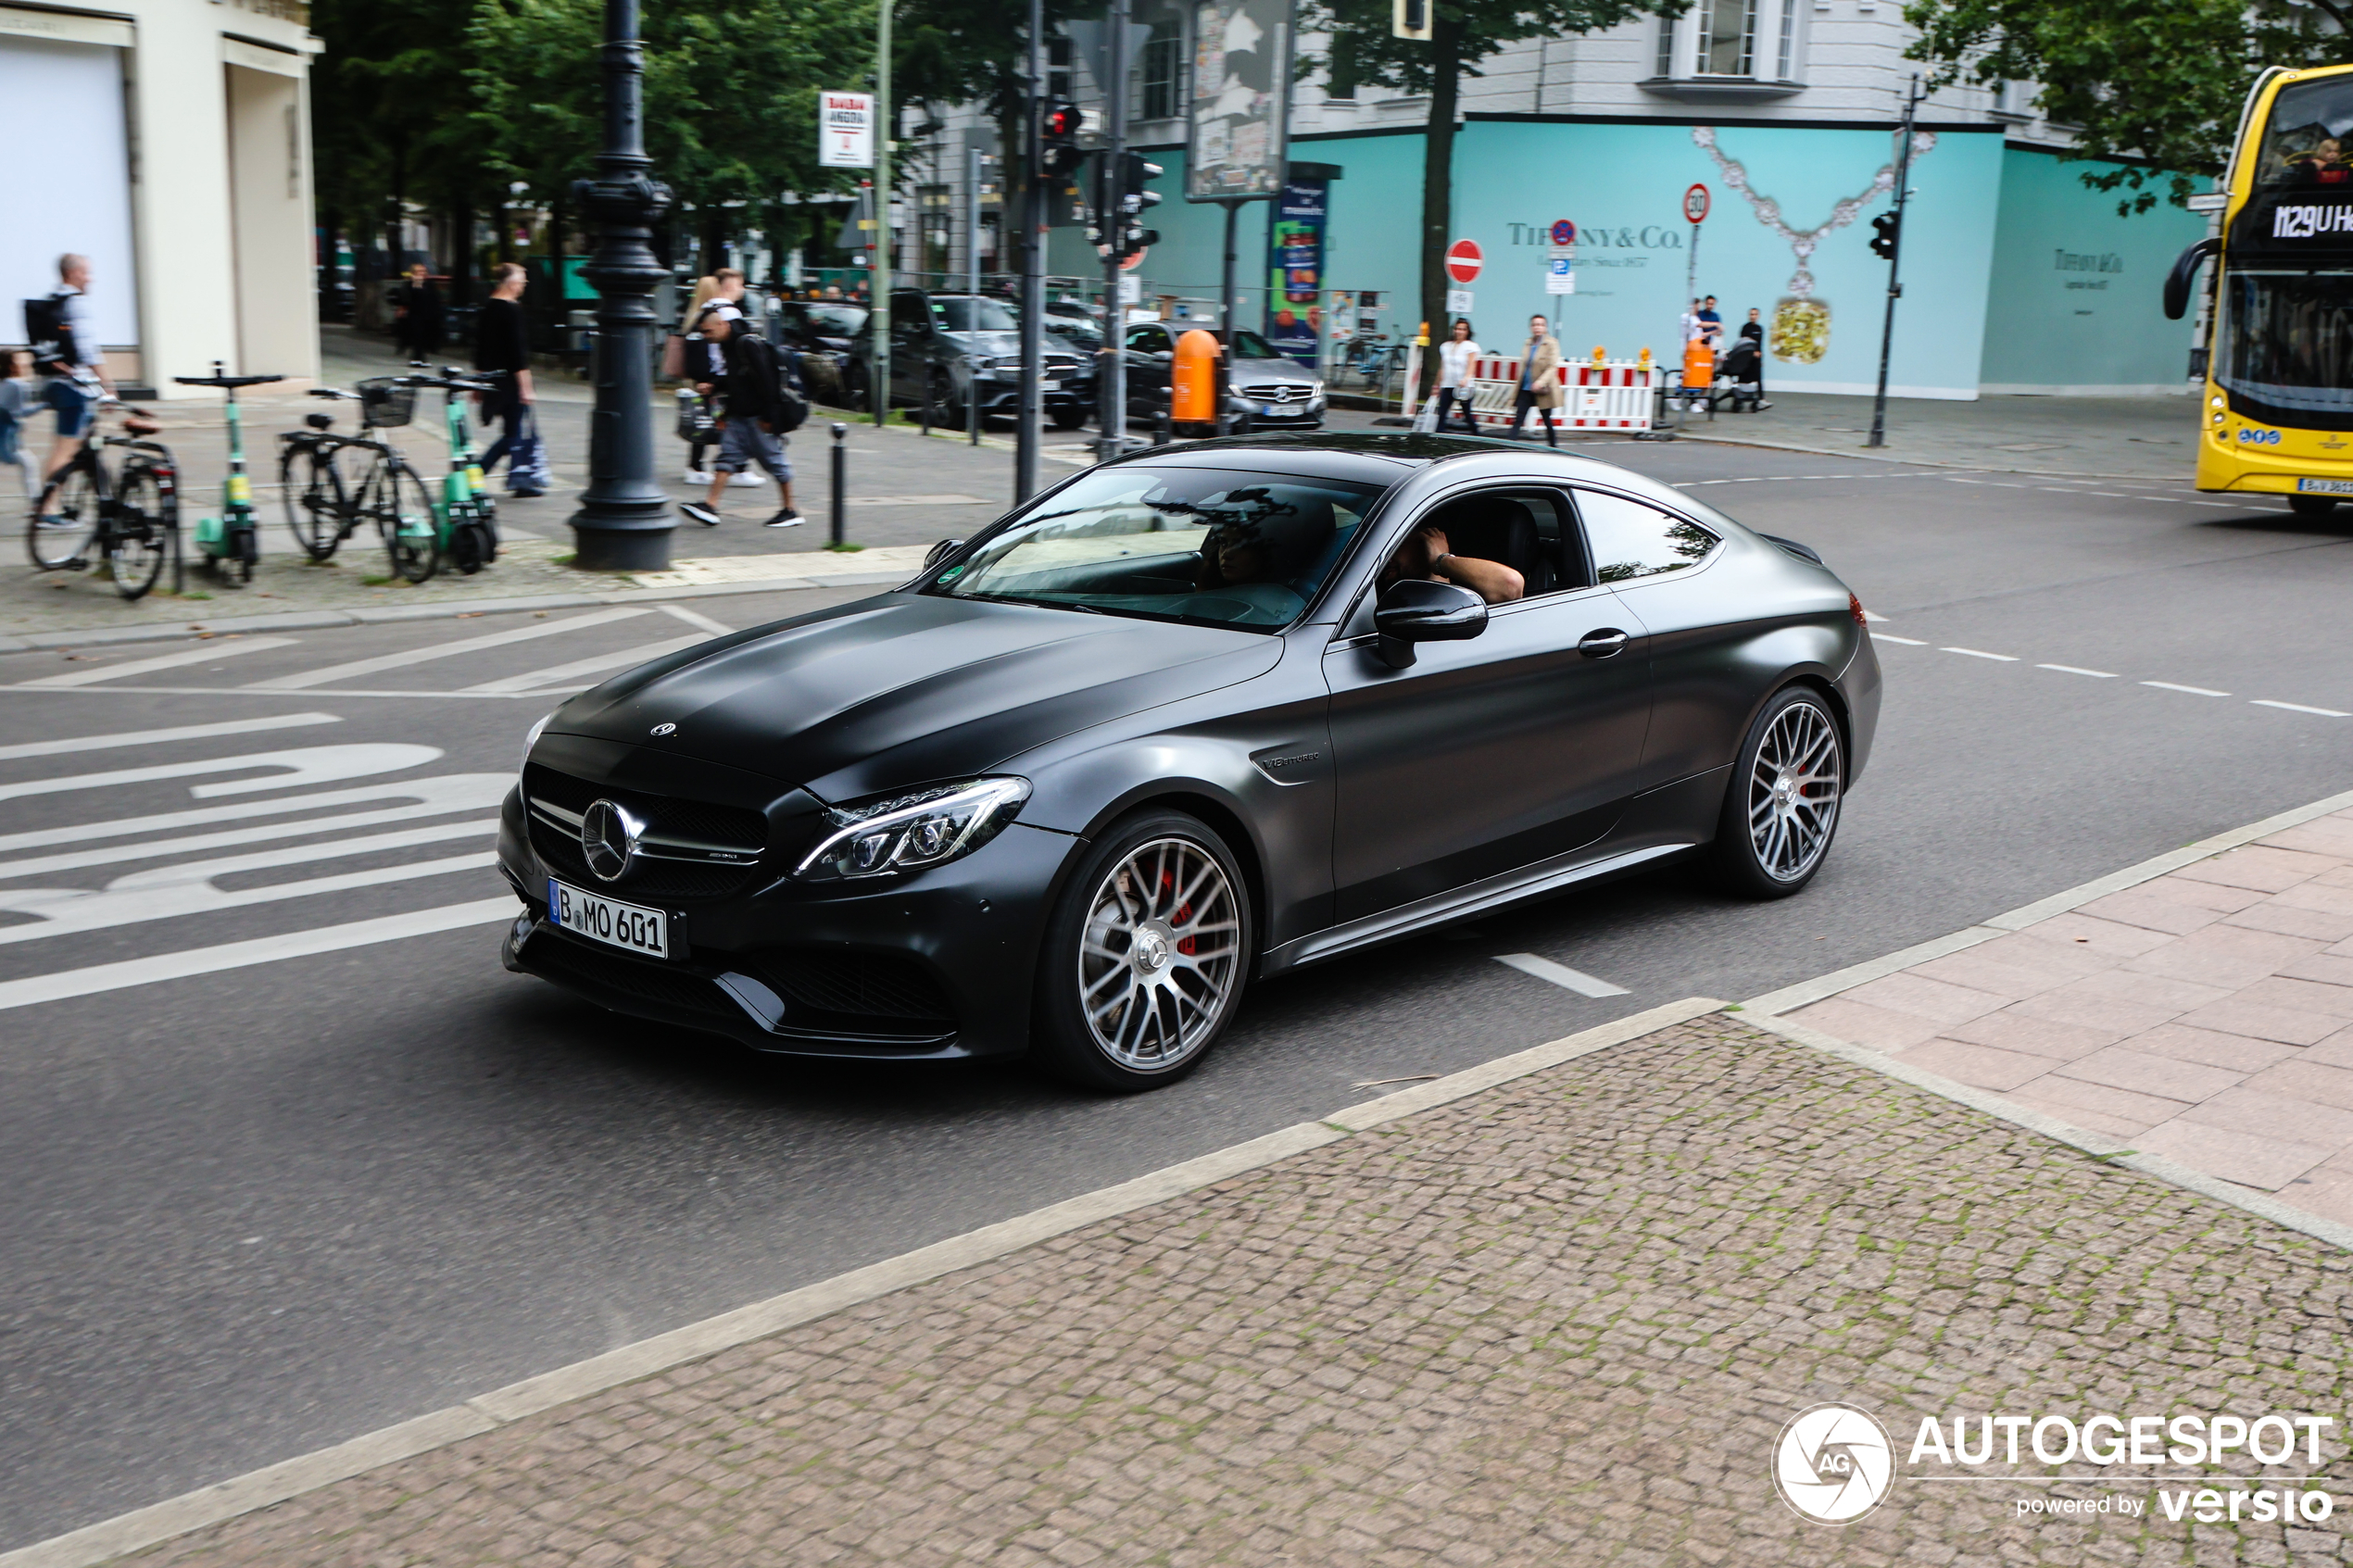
[2164,237,2221,321]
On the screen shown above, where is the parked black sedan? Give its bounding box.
[499,433,1880,1090]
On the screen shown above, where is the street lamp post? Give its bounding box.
[568,0,675,571]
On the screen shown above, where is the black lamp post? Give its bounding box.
[568,0,675,571]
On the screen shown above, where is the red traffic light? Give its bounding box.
[1042,101,1082,140]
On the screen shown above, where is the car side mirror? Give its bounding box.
[924,538,965,571]
[1372,578,1488,668]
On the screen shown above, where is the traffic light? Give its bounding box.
[1039,100,1086,180]
[1088,152,1164,262]
[1869,211,1900,261]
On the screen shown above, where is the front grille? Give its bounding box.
[524,764,768,901]
[529,932,736,1017]
[749,948,954,1022]
[1240,383,1312,404]
[1041,354,1080,377]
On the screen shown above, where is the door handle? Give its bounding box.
[1579,629,1630,659]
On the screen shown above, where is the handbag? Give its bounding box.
[508,405,553,496]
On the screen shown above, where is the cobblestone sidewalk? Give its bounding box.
[69,1015,2353,1568]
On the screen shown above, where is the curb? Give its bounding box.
[0,996,1722,1568]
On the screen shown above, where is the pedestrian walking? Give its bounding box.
[471,262,535,483]
[1504,313,1561,446]
[1728,307,1771,408]
[676,305,803,530]
[29,253,115,511]
[1431,318,1481,435]
[1,348,43,500]
[668,275,722,482]
[392,263,446,367]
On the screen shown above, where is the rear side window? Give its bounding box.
[1573,490,1718,582]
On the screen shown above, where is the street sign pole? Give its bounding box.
[873,0,891,431]
[1098,0,1131,464]
[1680,184,1709,352]
[1868,74,1923,451]
[1014,0,1043,501]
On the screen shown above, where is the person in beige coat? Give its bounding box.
[1505,313,1561,445]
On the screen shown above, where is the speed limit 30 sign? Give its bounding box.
[1682,183,1711,224]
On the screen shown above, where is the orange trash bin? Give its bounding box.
[1173,329,1220,435]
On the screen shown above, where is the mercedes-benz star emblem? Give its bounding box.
[580,798,644,883]
[650,722,677,736]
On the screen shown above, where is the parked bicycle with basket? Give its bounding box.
[26,397,181,601]
[277,376,440,582]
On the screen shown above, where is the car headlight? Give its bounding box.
[966,354,997,377]
[795,777,1031,881]
[521,712,553,774]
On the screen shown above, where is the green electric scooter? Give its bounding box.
[404,368,500,574]
[173,363,285,583]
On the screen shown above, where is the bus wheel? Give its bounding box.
[2290,495,2338,517]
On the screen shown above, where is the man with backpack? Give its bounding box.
[678,305,805,529]
[27,253,115,493]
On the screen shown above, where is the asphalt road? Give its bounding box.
[6,439,2353,1549]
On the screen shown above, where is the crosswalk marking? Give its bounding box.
[0,743,441,804]
[242,607,651,691]
[658,604,734,636]
[458,633,706,695]
[0,898,518,1012]
[13,637,300,689]
[0,712,339,761]
[1493,953,1630,997]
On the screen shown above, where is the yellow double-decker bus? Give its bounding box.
[2170,64,2353,514]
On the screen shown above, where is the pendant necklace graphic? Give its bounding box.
[1690,125,1936,363]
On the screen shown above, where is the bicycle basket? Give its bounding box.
[357,378,416,429]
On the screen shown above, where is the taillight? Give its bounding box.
[1849,594,1868,626]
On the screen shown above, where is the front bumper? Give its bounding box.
[497,782,1078,1060]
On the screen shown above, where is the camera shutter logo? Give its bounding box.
[1772,1403,1894,1524]
[580,799,644,883]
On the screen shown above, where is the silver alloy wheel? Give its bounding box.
[1747,698,1843,883]
[1077,835,1243,1071]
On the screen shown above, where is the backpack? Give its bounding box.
[22,295,76,375]
[773,347,810,433]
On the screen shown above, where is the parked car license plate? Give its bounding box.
[547,878,668,959]
[2296,477,2353,495]
[1038,380,1061,392]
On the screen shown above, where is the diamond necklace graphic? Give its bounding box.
[1690,124,1938,297]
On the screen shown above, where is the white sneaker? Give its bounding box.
[730,470,766,488]
[683,469,713,484]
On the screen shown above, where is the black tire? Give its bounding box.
[2290,494,2338,517]
[1710,685,1846,898]
[844,364,872,413]
[371,458,439,583]
[108,464,171,600]
[1030,809,1254,1092]
[1050,405,1088,431]
[282,443,347,561]
[233,518,258,582]
[28,465,98,571]
[929,370,964,430]
[447,518,484,575]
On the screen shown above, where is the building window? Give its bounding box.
[1650,0,1803,89]
[1142,19,1185,119]
[1699,0,1755,76]
[1050,36,1073,103]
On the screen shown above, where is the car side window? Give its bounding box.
[1127,324,1173,354]
[1571,490,1718,582]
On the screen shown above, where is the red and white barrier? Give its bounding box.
[1452,358,1660,433]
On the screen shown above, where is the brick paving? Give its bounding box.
[105,1016,2353,1567]
[1792,807,2353,1226]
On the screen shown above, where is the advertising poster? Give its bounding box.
[1186,0,1290,201]
[1264,179,1326,362]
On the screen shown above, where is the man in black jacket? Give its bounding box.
[472,262,537,491]
[679,306,799,529]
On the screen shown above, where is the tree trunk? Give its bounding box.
[1418,15,1462,397]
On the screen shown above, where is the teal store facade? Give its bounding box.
[1077,117,2207,399]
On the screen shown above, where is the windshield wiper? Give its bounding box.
[973,593,1108,615]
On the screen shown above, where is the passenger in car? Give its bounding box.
[1194,491,1335,591]
[1378,523,1525,604]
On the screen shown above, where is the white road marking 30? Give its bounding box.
[13,637,300,689]
[0,712,339,761]
[1493,953,1630,997]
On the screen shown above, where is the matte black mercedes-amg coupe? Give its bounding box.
[498,433,1880,1089]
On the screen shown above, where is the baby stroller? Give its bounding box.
[1716,335,1767,413]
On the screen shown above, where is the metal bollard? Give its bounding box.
[968,374,979,445]
[1153,392,1172,448]
[920,370,934,437]
[829,422,847,547]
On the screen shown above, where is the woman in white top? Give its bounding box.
[1432,318,1479,434]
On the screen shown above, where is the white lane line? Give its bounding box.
[1860,608,1890,622]
[2254,699,2351,717]
[2144,681,2230,696]
[0,778,496,853]
[7,684,540,701]
[243,608,651,690]
[13,638,301,689]
[2036,663,2119,678]
[1870,633,1928,646]
[0,897,516,1013]
[2082,492,2130,498]
[1494,953,1630,997]
[0,713,338,761]
[0,743,440,804]
[458,633,705,695]
[1940,646,2019,661]
[657,603,734,636]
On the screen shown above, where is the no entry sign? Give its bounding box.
[1682,183,1711,224]
[1445,239,1484,284]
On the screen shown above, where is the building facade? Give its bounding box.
[901,0,2206,398]
[3,0,320,399]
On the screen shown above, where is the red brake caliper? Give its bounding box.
[1161,870,1198,956]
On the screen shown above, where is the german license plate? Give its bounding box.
[2296,477,2353,495]
[547,878,668,959]
[1038,380,1061,392]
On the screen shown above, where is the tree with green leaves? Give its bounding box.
[1904,0,2353,212]
[309,0,484,285]
[1307,0,1683,368]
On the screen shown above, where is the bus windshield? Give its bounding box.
[2258,77,2353,187]
[2217,268,2353,427]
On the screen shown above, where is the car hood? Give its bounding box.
[945,329,1025,358]
[1231,356,1320,384]
[548,593,1282,802]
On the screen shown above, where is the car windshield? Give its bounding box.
[2259,77,2353,187]
[926,465,1386,631]
[934,296,1020,332]
[1230,330,1277,359]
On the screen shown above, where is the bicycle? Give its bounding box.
[174,364,286,583]
[26,395,182,601]
[278,380,440,582]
